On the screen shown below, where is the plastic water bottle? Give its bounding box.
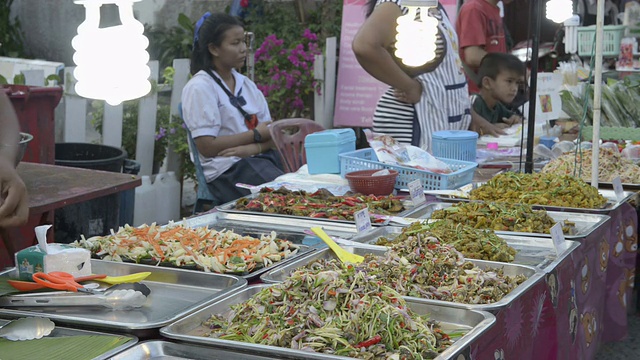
[133,175,157,226]
[154,171,181,224]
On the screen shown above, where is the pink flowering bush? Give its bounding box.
[254,29,322,120]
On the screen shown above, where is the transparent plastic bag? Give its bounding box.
[600,142,619,152]
[364,130,453,174]
[622,144,640,164]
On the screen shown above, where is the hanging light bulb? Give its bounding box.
[395,1,439,67]
[546,0,574,24]
[72,0,151,106]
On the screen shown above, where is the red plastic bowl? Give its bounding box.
[345,169,398,196]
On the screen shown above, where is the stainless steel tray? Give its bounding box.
[104,215,316,282]
[182,212,359,248]
[0,318,137,360]
[0,260,246,337]
[260,247,544,312]
[215,192,425,232]
[406,202,611,240]
[110,340,279,360]
[160,284,496,360]
[347,226,581,273]
[436,183,636,214]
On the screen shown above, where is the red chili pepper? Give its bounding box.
[355,335,382,348]
[310,212,326,218]
[343,200,357,206]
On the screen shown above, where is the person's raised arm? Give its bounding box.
[0,91,29,227]
[352,2,422,103]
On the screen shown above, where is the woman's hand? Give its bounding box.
[0,158,28,228]
[393,79,422,104]
[218,144,259,158]
[256,121,272,139]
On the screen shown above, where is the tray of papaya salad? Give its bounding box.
[215,187,422,232]
[348,222,580,274]
[70,219,316,281]
[161,280,496,360]
[261,237,544,313]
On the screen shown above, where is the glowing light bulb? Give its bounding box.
[72,0,151,106]
[546,0,574,24]
[395,6,439,67]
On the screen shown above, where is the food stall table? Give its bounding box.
[0,162,141,268]
[441,167,638,359]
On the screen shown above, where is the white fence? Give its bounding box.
[14,37,336,177]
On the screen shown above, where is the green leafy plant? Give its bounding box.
[0,0,26,58]
[145,13,194,75]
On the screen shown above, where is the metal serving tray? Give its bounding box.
[260,247,544,312]
[405,202,610,240]
[104,214,316,282]
[181,212,358,246]
[436,183,636,214]
[347,226,580,273]
[160,284,496,360]
[110,340,279,360]
[0,260,246,337]
[215,193,425,232]
[0,318,138,360]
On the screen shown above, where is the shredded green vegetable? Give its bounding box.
[203,268,453,359]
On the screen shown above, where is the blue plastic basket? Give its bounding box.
[339,148,478,190]
[431,130,478,162]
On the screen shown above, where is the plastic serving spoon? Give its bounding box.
[310,227,364,264]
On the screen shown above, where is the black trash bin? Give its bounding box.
[54,143,129,243]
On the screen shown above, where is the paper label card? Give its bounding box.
[408,179,426,206]
[355,207,372,233]
[612,177,625,202]
[550,222,566,255]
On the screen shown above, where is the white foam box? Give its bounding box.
[15,244,92,281]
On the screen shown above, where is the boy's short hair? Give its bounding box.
[477,53,525,82]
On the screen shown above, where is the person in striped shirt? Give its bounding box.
[352,0,505,152]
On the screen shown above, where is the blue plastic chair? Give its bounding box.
[178,103,220,214]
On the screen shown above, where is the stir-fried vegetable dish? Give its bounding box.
[234,187,405,222]
[429,202,575,234]
[203,265,454,359]
[470,172,608,209]
[72,223,300,274]
[541,148,640,183]
[376,220,517,262]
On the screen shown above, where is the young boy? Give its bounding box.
[471,52,525,128]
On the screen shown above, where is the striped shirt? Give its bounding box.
[371,0,472,152]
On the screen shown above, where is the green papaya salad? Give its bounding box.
[203,267,454,359]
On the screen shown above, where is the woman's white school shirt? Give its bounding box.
[182,69,271,182]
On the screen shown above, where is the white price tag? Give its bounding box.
[408,179,426,206]
[354,207,372,233]
[612,177,625,202]
[550,222,566,255]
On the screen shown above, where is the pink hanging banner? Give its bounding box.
[333,0,459,128]
[333,0,386,128]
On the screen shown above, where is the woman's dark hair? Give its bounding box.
[190,13,243,75]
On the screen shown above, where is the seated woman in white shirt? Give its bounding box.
[181,12,283,204]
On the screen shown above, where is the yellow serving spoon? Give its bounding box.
[310,227,364,264]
